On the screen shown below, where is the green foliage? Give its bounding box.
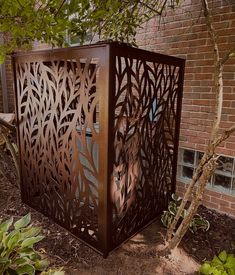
[0,0,180,62]
[199,250,235,275]
[161,194,210,233]
[0,213,64,275]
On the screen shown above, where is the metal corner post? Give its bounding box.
[172,59,185,195]
[106,43,117,255]
[97,44,113,256]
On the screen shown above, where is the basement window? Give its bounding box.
[178,148,235,195]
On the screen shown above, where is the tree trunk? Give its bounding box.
[167,155,217,249]
[166,151,213,241]
[165,0,235,250]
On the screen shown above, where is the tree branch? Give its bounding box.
[54,0,67,17]
[137,0,167,16]
[220,43,235,66]
[0,117,15,132]
[202,0,223,144]
[214,124,235,147]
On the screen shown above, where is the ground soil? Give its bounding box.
[0,150,235,274]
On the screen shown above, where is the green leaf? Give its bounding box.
[219,251,228,263]
[16,264,35,275]
[0,217,13,232]
[0,53,5,64]
[199,262,212,274]
[224,255,235,269]
[19,247,35,257]
[14,257,28,265]
[51,271,65,275]
[14,214,31,230]
[0,257,10,264]
[211,256,223,268]
[0,231,4,242]
[21,236,44,248]
[35,259,49,271]
[168,202,177,215]
[4,230,17,248]
[20,227,42,239]
[7,232,20,250]
[5,267,18,275]
[29,251,41,261]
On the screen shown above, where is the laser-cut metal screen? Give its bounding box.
[13,42,184,256]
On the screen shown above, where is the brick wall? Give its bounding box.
[177,181,235,218]
[0,31,15,112]
[136,0,235,155]
[4,56,14,112]
[135,0,235,217]
[0,57,14,113]
[0,40,50,113]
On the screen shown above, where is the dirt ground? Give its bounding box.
[0,150,235,275]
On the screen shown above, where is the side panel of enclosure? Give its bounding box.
[13,46,110,253]
[109,44,184,248]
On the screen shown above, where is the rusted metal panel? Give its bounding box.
[13,42,185,256]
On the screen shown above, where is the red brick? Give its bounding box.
[196,144,207,151]
[219,207,235,218]
[202,194,211,203]
[220,194,235,203]
[210,197,230,208]
[204,189,222,198]
[203,201,219,210]
[226,142,235,150]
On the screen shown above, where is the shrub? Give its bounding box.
[0,213,64,275]
[161,194,210,233]
[199,250,235,275]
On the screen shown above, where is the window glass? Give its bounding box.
[183,149,194,165]
[213,174,232,190]
[216,156,233,175]
[178,148,235,195]
[182,166,193,179]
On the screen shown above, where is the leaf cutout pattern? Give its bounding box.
[111,56,183,246]
[14,44,184,254]
[16,58,100,247]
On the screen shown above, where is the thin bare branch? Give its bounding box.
[0,118,15,132]
[214,124,235,147]
[220,43,235,65]
[166,0,228,249]
[202,0,223,143]
[54,0,67,17]
[138,0,167,16]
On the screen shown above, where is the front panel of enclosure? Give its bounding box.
[13,45,109,253]
[109,44,184,248]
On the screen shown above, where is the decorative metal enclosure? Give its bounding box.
[13,42,185,256]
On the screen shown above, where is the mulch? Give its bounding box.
[182,205,235,263]
[0,149,235,274]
